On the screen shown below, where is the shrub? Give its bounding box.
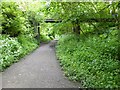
[0,35,23,71]
[17,35,38,54]
[1,2,27,37]
[40,34,50,42]
[0,34,38,71]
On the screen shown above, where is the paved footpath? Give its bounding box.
[1,41,80,88]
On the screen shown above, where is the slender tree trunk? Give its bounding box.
[118,22,120,61]
[33,21,37,33]
[72,20,81,35]
[37,23,40,44]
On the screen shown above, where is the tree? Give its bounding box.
[45,2,119,35]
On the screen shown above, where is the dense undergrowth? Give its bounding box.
[0,2,40,71]
[56,29,120,88]
[0,35,38,71]
[0,2,53,71]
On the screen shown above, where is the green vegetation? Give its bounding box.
[51,2,120,88]
[0,35,38,71]
[0,2,40,71]
[56,30,120,88]
[0,1,120,88]
[1,2,26,37]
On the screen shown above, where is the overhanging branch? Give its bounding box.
[45,18,120,23]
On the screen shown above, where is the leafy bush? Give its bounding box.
[0,12,4,33]
[0,35,38,71]
[17,35,38,54]
[40,34,51,42]
[56,30,120,88]
[0,35,23,71]
[1,2,27,37]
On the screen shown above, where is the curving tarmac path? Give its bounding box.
[1,41,80,88]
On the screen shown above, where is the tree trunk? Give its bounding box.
[118,22,120,61]
[72,20,81,35]
[37,23,40,44]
